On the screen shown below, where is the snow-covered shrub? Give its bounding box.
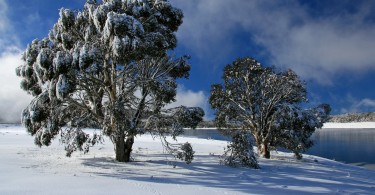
[176,142,195,164]
[221,131,259,168]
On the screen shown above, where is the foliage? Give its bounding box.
[176,142,195,164]
[210,57,330,160]
[16,0,204,163]
[221,130,259,168]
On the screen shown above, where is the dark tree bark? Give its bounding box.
[114,133,126,162]
[123,136,134,162]
[114,131,134,162]
[260,143,270,159]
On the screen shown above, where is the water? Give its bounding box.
[182,129,231,141]
[183,128,375,170]
[308,128,375,170]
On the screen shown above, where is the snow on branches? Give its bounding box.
[210,57,330,165]
[16,0,203,163]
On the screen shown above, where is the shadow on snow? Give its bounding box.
[81,153,375,194]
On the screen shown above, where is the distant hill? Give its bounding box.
[4,113,374,127]
[328,112,375,123]
[196,112,375,128]
[196,120,216,128]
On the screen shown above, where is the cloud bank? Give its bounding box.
[0,0,32,123]
[166,86,211,120]
[0,0,20,51]
[340,95,375,114]
[0,0,8,32]
[0,50,32,123]
[173,0,375,84]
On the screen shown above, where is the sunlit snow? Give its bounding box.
[1,124,374,194]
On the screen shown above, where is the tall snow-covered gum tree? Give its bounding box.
[16,0,204,163]
[209,57,330,162]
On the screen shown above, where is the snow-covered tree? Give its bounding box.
[16,0,204,163]
[209,57,330,160]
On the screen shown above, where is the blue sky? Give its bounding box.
[1,0,375,122]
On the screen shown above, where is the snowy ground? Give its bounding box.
[322,122,375,129]
[1,124,375,194]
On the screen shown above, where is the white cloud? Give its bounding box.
[0,0,20,50]
[0,50,32,123]
[172,0,375,84]
[340,95,375,114]
[0,0,10,51]
[0,0,8,32]
[26,12,41,24]
[0,0,32,123]
[135,85,211,120]
[166,86,211,120]
[265,15,375,84]
[172,0,248,63]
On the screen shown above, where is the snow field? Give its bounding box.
[322,122,375,129]
[1,124,375,194]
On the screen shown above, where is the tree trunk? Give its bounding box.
[124,136,134,162]
[254,134,263,156]
[253,132,271,159]
[115,135,134,162]
[260,143,270,159]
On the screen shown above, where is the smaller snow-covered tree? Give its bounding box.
[209,57,330,160]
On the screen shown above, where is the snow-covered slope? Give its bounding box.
[1,125,374,194]
[322,122,375,129]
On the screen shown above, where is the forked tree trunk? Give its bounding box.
[115,134,134,162]
[254,133,271,159]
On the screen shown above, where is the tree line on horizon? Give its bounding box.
[195,112,375,128]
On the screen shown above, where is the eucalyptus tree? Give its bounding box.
[210,57,330,161]
[16,0,204,163]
